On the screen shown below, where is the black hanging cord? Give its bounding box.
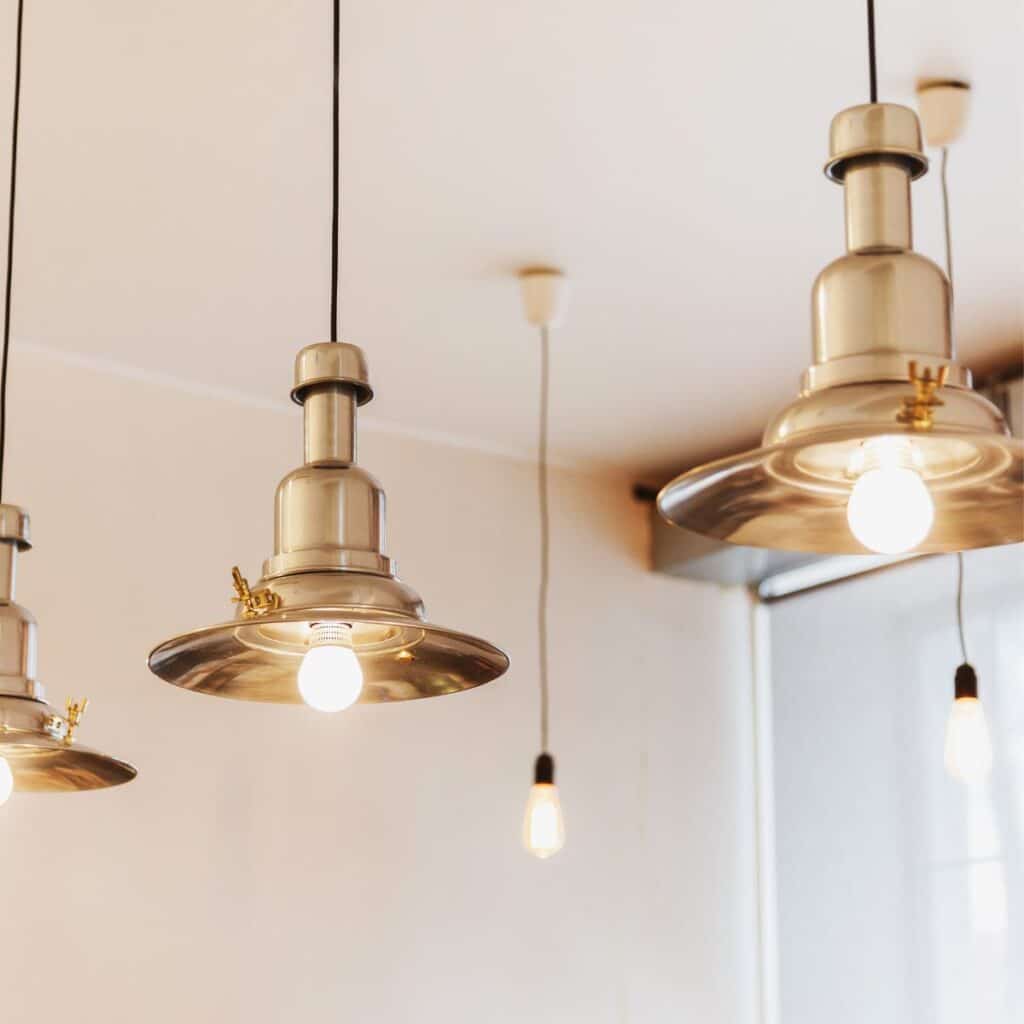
[0,0,25,503]
[330,0,340,342]
[866,0,878,103]
[537,324,551,752]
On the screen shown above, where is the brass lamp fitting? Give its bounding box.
[0,505,135,791]
[658,103,1022,555]
[149,343,509,704]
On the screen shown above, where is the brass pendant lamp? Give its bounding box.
[0,0,135,798]
[147,1,508,707]
[658,2,1022,556]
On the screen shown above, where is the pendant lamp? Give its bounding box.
[0,0,135,798]
[944,554,991,784]
[147,1,508,706]
[518,268,568,860]
[658,2,1022,555]
[914,80,994,785]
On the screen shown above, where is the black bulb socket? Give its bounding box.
[533,752,555,785]
[954,663,978,701]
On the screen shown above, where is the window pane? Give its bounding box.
[770,546,1024,1024]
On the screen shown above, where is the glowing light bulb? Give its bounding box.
[0,756,13,806]
[846,437,934,554]
[298,623,363,713]
[945,698,992,783]
[523,754,565,859]
[945,663,992,784]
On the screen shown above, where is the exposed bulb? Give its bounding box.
[846,437,934,554]
[945,690,993,786]
[524,784,565,859]
[0,756,13,806]
[298,623,363,713]
[523,754,565,859]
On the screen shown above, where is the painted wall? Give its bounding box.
[0,349,758,1024]
[771,546,1024,1024]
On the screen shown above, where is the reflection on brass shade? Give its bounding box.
[147,343,509,703]
[0,702,137,792]
[658,104,1023,554]
[0,505,136,792]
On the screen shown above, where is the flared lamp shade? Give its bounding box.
[0,505,136,792]
[148,343,509,703]
[658,104,1022,554]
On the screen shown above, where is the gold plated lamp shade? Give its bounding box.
[658,104,1022,555]
[0,506,136,795]
[148,343,509,706]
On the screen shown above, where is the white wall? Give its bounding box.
[770,546,1024,1024]
[0,349,758,1024]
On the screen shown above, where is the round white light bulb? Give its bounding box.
[846,440,934,554]
[0,756,14,806]
[298,624,364,713]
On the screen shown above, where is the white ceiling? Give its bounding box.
[2,0,1021,481]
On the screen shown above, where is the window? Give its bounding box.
[768,546,1024,1024]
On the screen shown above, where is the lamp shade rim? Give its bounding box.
[0,736,137,792]
[658,427,1023,555]
[0,693,137,791]
[148,609,510,705]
